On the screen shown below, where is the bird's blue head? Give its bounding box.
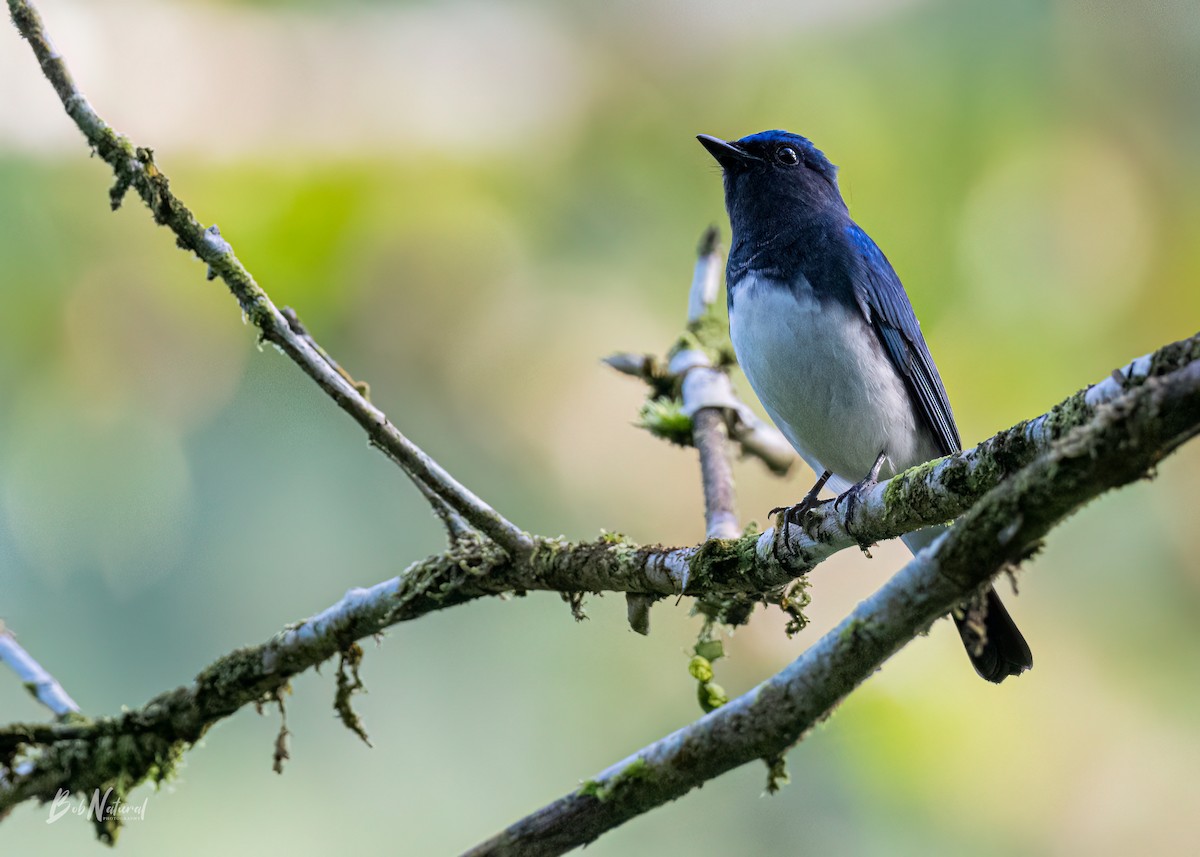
[697,130,845,245]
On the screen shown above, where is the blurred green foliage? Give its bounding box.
[1,0,1198,854]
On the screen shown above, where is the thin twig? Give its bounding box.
[692,409,739,538]
[413,477,476,541]
[279,306,474,541]
[280,306,370,397]
[680,233,740,540]
[0,623,81,719]
[6,0,533,559]
[686,226,722,325]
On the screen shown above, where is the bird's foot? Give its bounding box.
[834,452,888,552]
[769,470,832,562]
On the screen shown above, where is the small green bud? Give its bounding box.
[698,681,728,713]
[688,655,713,683]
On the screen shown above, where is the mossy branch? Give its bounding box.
[465,354,1200,857]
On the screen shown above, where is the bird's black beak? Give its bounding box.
[697,134,755,169]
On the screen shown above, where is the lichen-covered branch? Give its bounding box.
[764,332,1200,575]
[0,536,505,822]
[465,355,1200,857]
[5,0,531,559]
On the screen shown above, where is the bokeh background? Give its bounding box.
[3,0,1199,854]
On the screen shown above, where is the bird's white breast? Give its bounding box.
[728,273,936,489]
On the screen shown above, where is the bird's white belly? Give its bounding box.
[729,274,936,489]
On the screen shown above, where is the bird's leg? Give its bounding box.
[835,451,888,548]
[770,469,832,562]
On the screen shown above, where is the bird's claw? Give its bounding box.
[770,469,832,563]
[834,452,888,550]
[769,500,816,562]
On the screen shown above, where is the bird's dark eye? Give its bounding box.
[776,146,799,166]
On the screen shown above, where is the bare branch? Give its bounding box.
[413,477,477,542]
[727,410,796,476]
[5,0,532,558]
[681,232,740,540]
[686,226,722,324]
[0,623,81,720]
[691,408,740,539]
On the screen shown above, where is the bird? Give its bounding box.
[697,129,1032,683]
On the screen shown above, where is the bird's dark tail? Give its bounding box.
[953,586,1033,683]
[901,527,1032,682]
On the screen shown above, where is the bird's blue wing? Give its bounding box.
[846,223,961,455]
